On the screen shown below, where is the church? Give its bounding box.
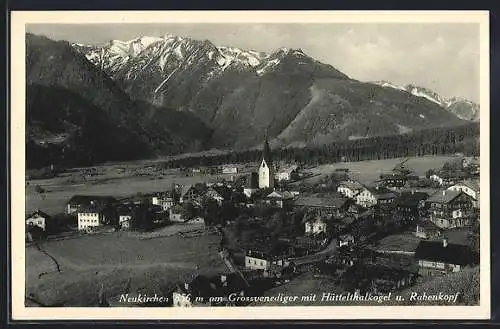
[258,134,274,189]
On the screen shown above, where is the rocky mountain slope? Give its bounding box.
[371,81,480,122]
[73,35,468,149]
[26,33,212,168]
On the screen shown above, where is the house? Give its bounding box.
[258,134,274,189]
[169,205,187,223]
[414,220,441,239]
[426,190,474,229]
[275,164,298,182]
[172,273,247,307]
[294,194,348,217]
[414,238,476,274]
[117,207,132,230]
[447,179,480,208]
[245,248,291,274]
[66,195,116,214]
[355,186,396,208]
[186,216,205,226]
[394,191,429,219]
[179,184,207,205]
[77,204,107,231]
[243,172,259,198]
[222,165,238,174]
[151,192,175,211]
[429,171,468,186]
[26,209,50,231]
[204,186,225,205]
[379,173,418,190]
[338,234,355,247]
[337,180,364,199]
[303,215,328,235]
[265,190,295,208]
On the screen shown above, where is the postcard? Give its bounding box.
[10,10,490,320]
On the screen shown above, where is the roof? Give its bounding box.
[338,180,364,191]
[78,204,106,214]
[266,190,294,200]
[414,240,475,266]
[426,190,463,204]
[364,186,396,199]
[278,164,298,174]
[294,195,347,209]
[26,209,50,219]
[395,191,429,207]
[67,195,116,205]
[450,179,480,192]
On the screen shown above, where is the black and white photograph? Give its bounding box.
[10,10,490,320]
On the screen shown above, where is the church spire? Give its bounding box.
[262,130,272,165]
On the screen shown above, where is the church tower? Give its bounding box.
[258,133,274,189]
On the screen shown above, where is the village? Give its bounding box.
[25,135,481,307]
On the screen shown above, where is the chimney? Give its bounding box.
[443,238,448,248]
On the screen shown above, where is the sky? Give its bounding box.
[26,23,480,102]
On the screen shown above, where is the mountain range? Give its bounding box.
[371,81,479,121]
[26,33,476,168]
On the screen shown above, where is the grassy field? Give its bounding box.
[299,155,457,185]
[25,233,226,306]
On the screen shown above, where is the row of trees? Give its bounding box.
[160,123,479,169]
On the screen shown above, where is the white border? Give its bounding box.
[11,10,490,320]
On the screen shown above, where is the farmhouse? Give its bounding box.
[337,180,364,199]
[303,214,328,235]
[294,194,348,217]
[338,234,355,247]
[26,209,50,231]
[394,191,429,218]
[117,207,132,230]
[77,204,107,231]
[355,186,396,208]
[447,179,480,208]
[222,165,238,174]
[245,249,291,274]
[414,238,476,275]
[169,205,187,223]
[414,220,441,239]
[275,164,298,182]
[151,192,175,211]
[426,190,474,229]
[180,184,207,205]
[429,171,468,186]
[66,195,117,214]
[265,190,295,208]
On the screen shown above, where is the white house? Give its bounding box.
[304,217,328,235]
[26,209,50,231]
[355,186,396,208]
[222,166,238,174]
[275,165,298,182]
[337,180,364,199]
[152,193,175,211]
[245,250,289,272]
[77,205,106,231]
